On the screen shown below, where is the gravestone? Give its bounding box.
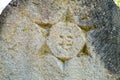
[0,0,120,80]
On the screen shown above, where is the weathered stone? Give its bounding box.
[47,22,85,60]
[0,0,120,80]
[68,0,97,31]
[1,13,45,55]
[25,0,67,25]
[64,57,110,80]
[32,54,64,80]
[86,1,120,75]
[0,41,32,80]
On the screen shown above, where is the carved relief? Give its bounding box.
[0,0,119,80]
[47,22,85,60]
[25,0,67,24]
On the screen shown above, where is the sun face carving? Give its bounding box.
[47,22,86,60]
[58,34,73,50]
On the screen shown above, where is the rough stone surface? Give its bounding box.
[0,41,32,80]
[0,0,120,80]
[64,57,108,80]
[47,22,85,60]
[32,54,64,80]
[1,16,45,55]
[25,0,67,24]
[68,0,97,31]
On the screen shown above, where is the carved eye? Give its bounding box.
[113,0,120,7]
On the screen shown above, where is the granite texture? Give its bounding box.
[0,0,120,80]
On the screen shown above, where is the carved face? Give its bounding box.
[58,29,74,50]
[47,22,85,59]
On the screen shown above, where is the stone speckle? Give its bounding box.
[0,0,120,80]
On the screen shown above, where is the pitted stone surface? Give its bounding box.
[26,0,67,24]
[0,0,120,80]
[47,22,85,60]
[68,0,96,30]
[0,41,32,80]
[32,54,64,80]
[1,16,45,55]
[64,57,108,80]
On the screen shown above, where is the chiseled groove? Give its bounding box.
[34,21,52,29]
[79,25,96,32]
[77,44,92,57]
